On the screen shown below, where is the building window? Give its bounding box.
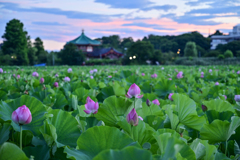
[87,46,93,52]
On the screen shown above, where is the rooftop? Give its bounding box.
[67,30,101,46]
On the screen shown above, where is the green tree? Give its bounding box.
[59,43,85,65]
[1,19,29,65]
[26,36,38,65]
[184,41,197,57]
[204,50,221,57]
[125,41,154,64]
[216,41,240,56]
[224,50,233,58]
[34,37,47,64]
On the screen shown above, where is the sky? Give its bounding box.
[0,0,240,50]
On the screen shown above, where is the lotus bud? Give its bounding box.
[235,95,240,102]
[54,82,58,88]
[67,68,72,73]
[11,105,32,125]
[141,73,145,76]
[64,77,70,82]
[202,105,207,111]
[17,75,20,79]
[32,72,39,77]
[177,71,183,79]
[0,68,3,73]
[151,73,157,78]
[237,71,240,74]
[126,108,139,126]
[13,74,16,77]
[84,97,99,114]
[126,83,143,99]
[146,99,151,106]
[215,82,219,86]
[168,93,174,101]
[152,99,160,106]
[40,77,44,84]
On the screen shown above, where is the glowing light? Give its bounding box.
[133,56,136,59]
[129,57,132,60]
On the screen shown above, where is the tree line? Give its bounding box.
[1,19,240,66]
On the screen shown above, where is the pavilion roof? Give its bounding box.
[67,31,101,45]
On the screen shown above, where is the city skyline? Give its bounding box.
[0,0,239,50]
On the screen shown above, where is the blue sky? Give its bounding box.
[0,0,239,50]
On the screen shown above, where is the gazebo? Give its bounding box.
[67,30,124,59]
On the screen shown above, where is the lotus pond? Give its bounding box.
[0,65,240,160]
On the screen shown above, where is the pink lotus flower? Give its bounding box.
[17,75,20,79]
[126,83,143,99]
[152,99,160,106]
[200,74,204,78]
[141,73,145,76]
[235,95,240,102]
[89,70,94,74]
[209,69,212,73]
[151,73,157,78]
[67,68,72,73]
[90,76,94,79]
[177,71,183,79]
[55,74,59,77]
[0,68,3,73]
[84,97,99,114]
[126,108,139,126]
[108,75,112,78]
[215,82,219,86]
[13,74,16,77]
[237,71,240,74]
[11,105,32,125]
[40,77,44,84]
[32,72,39,77]
[169,78,172,80]
[54,82,59,88]
[201,72,204,75]
[64,77,70,82]
[93,69,98,73]
[168,93,174,101]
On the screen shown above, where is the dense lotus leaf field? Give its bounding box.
[0,65,240,160]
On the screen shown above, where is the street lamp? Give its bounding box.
[129,57,132,60]
[133,55,136,59]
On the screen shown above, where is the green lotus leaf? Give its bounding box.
[117,118,154,146]
[0,142,28,160]
[200,116,240,144]
[203,99,235,113]
[190,139,206,160]
[0,123,11,145]
[172,94,206,131]
[155,78,176,98]
[94,96,132,127]
[153,132,196,160]
[92,146,153,160]
[77,126,140,159]
[41,109,81,148]
[23,145,50,160]
[206,110,234,123]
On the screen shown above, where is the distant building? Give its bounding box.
[211,24,240,49]
[67,30,123,59]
